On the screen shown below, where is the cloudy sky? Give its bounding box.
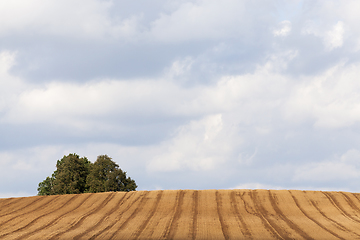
[2,0,360,198]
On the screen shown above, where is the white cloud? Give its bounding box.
[148,0,272,42]
[0,51,25,113]
[165,57,194,80]
[294,161,359,182]
[238,149,257,165]
[0,51,16,74]
[338,2,360,51]
[298,0,360,52]
[0,0,141,40]
[0,145,64,173]
[302,20,345,51]
[149,0,240,41]
[4,0,360,195]
[233,183,286,190]
[340,149,360,166]
[3,46,360,134]
[148,114,238,172]
[273,20,292,37]
[324,21,345,51]
[0,145,68,196]
[0,0,275,43]
[2,78,192,127]
[285,61,360,128]
[0,55,200,130]
[293,149,360,182]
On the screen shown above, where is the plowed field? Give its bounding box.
[1,189,360,239]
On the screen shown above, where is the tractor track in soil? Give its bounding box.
[49,192,116,239]
[0,195,60,232]
[7,194,79,240]
[230,191,252,239]
[215,190,230,240]
[2,189,360,239]
[163,190,184,239]
[108,191,150,240]
[289,191,346,240]
[74,192,129,239]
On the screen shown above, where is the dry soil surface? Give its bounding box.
[1,189,360,239]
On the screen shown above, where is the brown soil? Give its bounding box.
[1,189,360,239]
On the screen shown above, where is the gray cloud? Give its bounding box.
[2,0,360,198]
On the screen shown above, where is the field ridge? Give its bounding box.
[1,189,360,239]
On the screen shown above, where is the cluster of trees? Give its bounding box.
[37,154,137,195]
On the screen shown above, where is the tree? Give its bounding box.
[52,153,91,194]
[37,176,55,196]
[37,153,137,195]
[86,155,137,193]
[38,153,91,195]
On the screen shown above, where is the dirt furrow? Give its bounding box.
[49,192,116,239]
[0,196,44,218]
[88,191,143,240]
[341,192,360,218]
[163,190,184,239]
[0,198,23,212]
[2,189,360,239]
[25,193,94,240]
[249,191,286,240]
[114,191,164,239]
[132,191,163,239]
[0,195,60,232]
[238,192,257,216]
[162,190,194,239]
[74,192,129,239]
[191,190,199,240]
[268,190,312,240]
[0,198,29,216]
[309,197,360,238]
[230,191,252,239]
[323,192,360,224]
[351,193,360,214]
[128,190,176,239]
[195,190,226,239]
[108,191,150,240]
[4,194,78,240]
[289,191,345,240]
[216,191,230,240]
[15,194,81,238]
[238,191,278,239]
[353,193,360,202]
[0,198,13,208]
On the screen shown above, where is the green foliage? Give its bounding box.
[37,153,137,195]
[52,154,91,194]
[86,155,137,193]
[37,176,55,196]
